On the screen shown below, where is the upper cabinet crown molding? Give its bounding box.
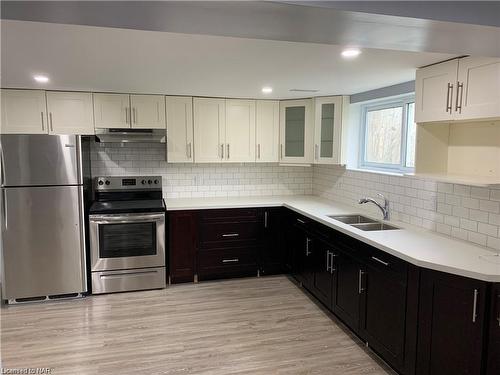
[46,91,94,135]
[415,57,500,123]
[166,96,194,163]
[256,100,280,163]
[1,89,47,134]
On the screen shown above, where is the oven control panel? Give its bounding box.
[95,176,162,191]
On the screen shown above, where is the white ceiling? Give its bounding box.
[1,20,454,99]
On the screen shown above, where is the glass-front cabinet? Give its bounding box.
[279,99,313,164]
[313,96,344,164]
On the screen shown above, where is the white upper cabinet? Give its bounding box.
[415,57,500,123]
[415,59,458,123]
[457,57,500,120]
[279,99,313,164]
[255,100,279,162]
[1,89,47,134]
[224,99,256,162]
[313,96,343,164]
[166,96,193,163]
[46,91,94,135]
[93,93,130,129]
[193,97,226,163]
[130,94,166,129]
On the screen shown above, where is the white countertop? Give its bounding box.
[166,195,500,282]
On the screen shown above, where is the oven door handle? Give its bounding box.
[90,213,165,224]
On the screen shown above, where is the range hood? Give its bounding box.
[95,128,166,143]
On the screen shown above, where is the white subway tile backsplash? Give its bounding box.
[91,141,313,199]
[313,165,500,253]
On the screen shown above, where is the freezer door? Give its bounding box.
[0,134,81,186]
[1,185,87,300]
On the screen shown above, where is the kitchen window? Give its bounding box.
[360,95,416,173]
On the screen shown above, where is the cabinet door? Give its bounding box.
[279,99,313,163]
[1,89,47,134]
[415,59,458,123]
[417,270,487,375]
[130,94,166,129]
[166,96,193,163]
[360,259,407,372]
[224,99,256,162]
[259,208,284,276]
[332,250,363,332]
[486,283,500,375]
[312,238,334,308]
[93,93,130,129]
[193,97,225,163]
[255,100,279,162]
[169,211,197,284]
[457,57,500,121]
[313,96,343,164]
[46,91,94,135]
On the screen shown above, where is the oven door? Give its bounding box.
[89,212,165,272]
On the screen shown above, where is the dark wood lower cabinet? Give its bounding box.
[169,207,497,375]
[416,269,488,375]
[486,283,500,375]
[168,210,197,283]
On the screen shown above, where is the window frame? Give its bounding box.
[359,94,415,173]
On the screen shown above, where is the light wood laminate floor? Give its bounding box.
[1,276,393,375]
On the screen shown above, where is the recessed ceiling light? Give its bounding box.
[33,75,49,83]
[262,87,273,94]
[341,48,361,58]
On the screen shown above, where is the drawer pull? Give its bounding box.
[222,233,239,238]
[358,270,366,294]
[371,256,389,266]
[222,258,239,263]
[100,270,158,279]
[296,218,306,224]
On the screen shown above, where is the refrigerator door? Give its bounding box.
[1,185,87,300]
[0,134,81,187]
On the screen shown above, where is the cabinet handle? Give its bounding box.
[446,83,453,113]
[305,238,312,256]
[280,144,283,159]
[188,142,192,159]
[456,82,464,113]
[49,112,53,132]
[222,233,239,237]
[371,256,389,266]
[258,144,261,159]
[227,144,230,159]
[220,144,224,159]
[358,270,366,294]
[133,107,137,124]
[222,258,239,263]
[315,144,319,160]
[40,112,45,131]
[125,107,129,124]
[330,253,337,274]
[472,289,478,323]
[296,218,306,224]
[264,211,268,228]
[326,251,331,272]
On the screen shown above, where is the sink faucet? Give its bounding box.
[358,193,390,221]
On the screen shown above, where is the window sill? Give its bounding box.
[347,167,407,177]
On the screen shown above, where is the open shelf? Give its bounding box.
[415,120,500,186]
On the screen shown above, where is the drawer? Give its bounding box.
[200,220,260,246]
[198,247,258,280]
[364,245,408,279]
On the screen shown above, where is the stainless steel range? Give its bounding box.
[89,176,166,294]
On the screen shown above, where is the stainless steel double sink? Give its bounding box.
[327,214,400,231]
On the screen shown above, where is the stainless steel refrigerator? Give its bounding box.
[0,135,90,303]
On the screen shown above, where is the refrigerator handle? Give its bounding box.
[0,142,5,187]
[76,136,83,185]
[2,188,7,230]
[78,185,87,292]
